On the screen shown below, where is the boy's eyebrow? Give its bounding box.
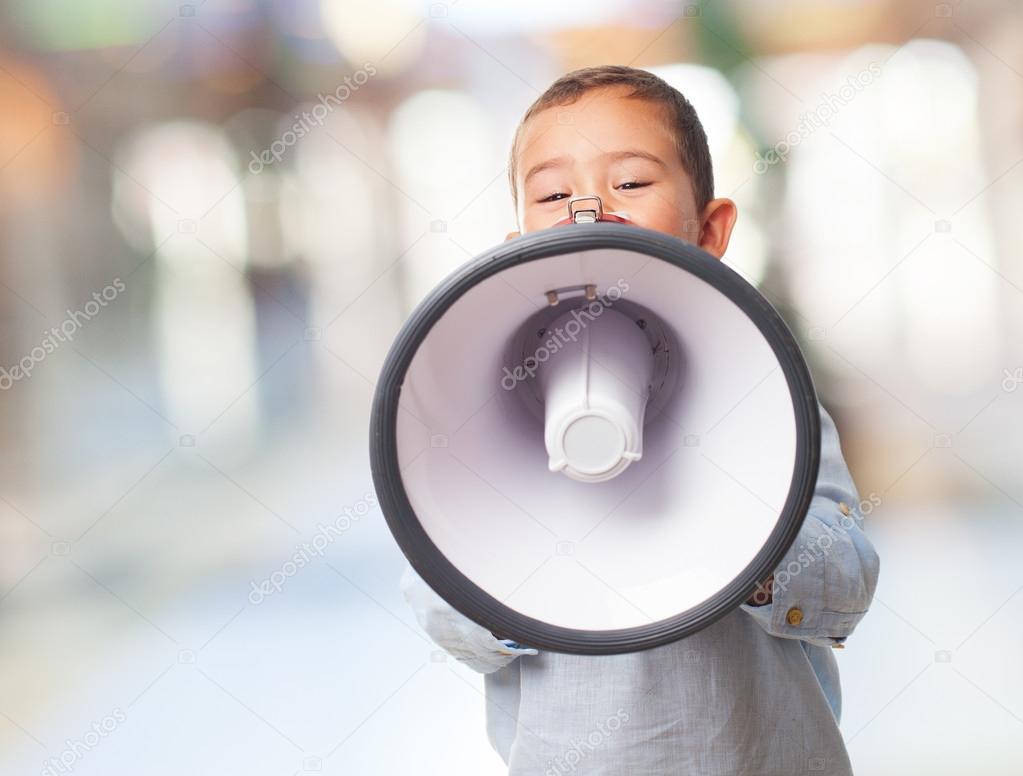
[603,149,668,167]
[523,155,570,186]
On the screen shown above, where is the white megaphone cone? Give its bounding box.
[370,194,820,655]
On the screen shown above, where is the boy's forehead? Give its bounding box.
[516,88,677,171]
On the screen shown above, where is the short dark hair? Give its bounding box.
[508,65,715,212]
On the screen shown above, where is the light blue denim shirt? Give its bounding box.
[401,402,880,775]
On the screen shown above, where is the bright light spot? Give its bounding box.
[111,121,259,432]
[319,0,425,74]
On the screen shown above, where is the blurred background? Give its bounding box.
[1,0,1022,773]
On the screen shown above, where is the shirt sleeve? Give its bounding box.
[740,401,880,648]
[399,563,538,673]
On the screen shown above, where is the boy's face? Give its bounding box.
[510,86,736,258]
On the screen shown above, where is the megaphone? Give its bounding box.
[370,195,820,655]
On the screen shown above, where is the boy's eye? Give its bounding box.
[617,181,650,190]
[539,192,569,203]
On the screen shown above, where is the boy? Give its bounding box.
[401,65,879,776]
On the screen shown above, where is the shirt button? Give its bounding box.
[786,607,804,626]
[838,501,851,516]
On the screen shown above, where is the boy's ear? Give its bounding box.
[505,230,521,241]
[697,198,738,260]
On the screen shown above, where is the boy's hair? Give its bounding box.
[508,65,715,212]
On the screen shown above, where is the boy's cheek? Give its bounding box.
[519,211,559,234]
[629,211,694,241]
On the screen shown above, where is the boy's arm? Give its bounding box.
[740,402,880,648]
[399,563,537,673]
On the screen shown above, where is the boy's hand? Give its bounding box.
[746,575,774,607]
[401,564,537,672]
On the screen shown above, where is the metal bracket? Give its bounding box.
[567,195,603,224]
